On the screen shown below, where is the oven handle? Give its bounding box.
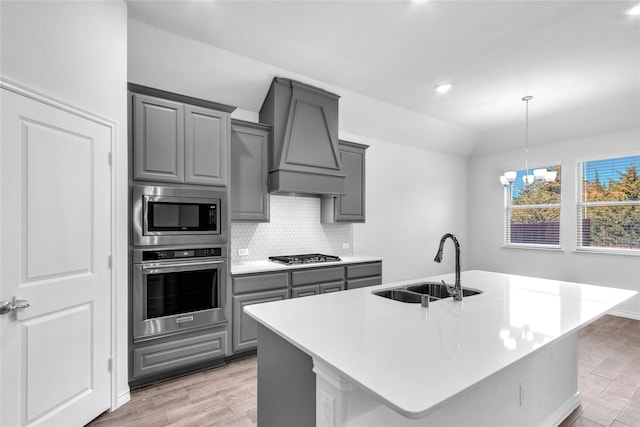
[140,259,225,273]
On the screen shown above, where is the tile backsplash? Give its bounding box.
[231,195,353,264]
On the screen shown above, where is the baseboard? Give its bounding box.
[116,390,131,410]
[609,308,640,321]
[542,392,581,427]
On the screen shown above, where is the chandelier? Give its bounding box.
[499,96,557,187]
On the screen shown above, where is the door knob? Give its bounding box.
[0,299,30,315]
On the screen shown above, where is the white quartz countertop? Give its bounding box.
[245,270,637,418]
[230,255,382,275]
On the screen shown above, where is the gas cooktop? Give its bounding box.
[268,253,342,265]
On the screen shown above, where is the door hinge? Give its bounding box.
[108,255,113,269]
[108,152,113,166]
[108,358,113,372]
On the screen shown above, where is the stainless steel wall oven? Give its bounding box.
[131,246,227,342]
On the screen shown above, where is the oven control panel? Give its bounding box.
[142,247,222,261]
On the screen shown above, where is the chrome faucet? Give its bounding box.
[433,233,462,301]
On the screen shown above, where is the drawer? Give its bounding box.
[291,284,320,298]
[346,276,382,290]
[291,266,344,286]
[132,330,228,379]
[320,281,345,294]
[346,262,382,279]
[233,272,289,294]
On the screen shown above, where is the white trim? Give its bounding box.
[0,76,128,411]
[541,392,581,427]
[574,150,640,164]
[1,77,114,128]
[503,244,563,252]
[574,248,640,257]
[609,309,640,321]
[312,359,357,392]
[511,203,562,210]
[117,391,132,409]
[580,200,640,208]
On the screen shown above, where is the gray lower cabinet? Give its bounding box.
[321,141,368,223]
[346,261,382,290]
[291,266,344,298]
[290,280,345,298]
[132,329,228,379]
[230,119,270,221]
[232,272,289,353]
[231,262,380,354]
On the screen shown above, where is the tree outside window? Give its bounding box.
[505,165,561,246]
[578,155,640,250]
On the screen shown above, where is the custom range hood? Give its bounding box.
[259,77,345,196]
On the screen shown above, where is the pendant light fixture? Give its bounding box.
[499,96,556,187]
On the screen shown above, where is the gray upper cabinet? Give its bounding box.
[321,141,368,223]
[133,94,185,183]
[230,120,270,221]
[130,86,234,186]
[185,105,228,186]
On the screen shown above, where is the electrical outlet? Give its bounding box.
[341,243,349,250]
[320,390,334,427]
[519,382,527,406]
[238,248,249,256]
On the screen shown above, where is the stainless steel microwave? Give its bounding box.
[132,185,228,247]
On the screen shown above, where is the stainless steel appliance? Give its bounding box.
[131,246,227,342]
[269,253,341,265]
[132,185,228,247]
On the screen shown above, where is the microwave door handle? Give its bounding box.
[141,260,225,272]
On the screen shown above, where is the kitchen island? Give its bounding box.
[245,270,637,426]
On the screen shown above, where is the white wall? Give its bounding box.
[127,18,477,157]
[344,132,470,283]
[468,129,640,317]
[1,0,129,407]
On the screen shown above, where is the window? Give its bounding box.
[577,154,640,252]
[505,165,562,247]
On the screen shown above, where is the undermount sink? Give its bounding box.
[406,282,483,299]
[373,288,424,304]
[373,282,482,304]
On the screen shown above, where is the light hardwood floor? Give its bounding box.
[89,315,640,427]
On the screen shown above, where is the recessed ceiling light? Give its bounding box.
[436,84,452,94]
[627,3,640,15]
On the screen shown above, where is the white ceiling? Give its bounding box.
[127,0,640,156]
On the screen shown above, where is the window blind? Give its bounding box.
[505,165,562,247]
[577,155,640,251]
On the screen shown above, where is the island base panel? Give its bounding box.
[257,324,315,426]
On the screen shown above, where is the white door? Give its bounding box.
[0,87,112,426]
